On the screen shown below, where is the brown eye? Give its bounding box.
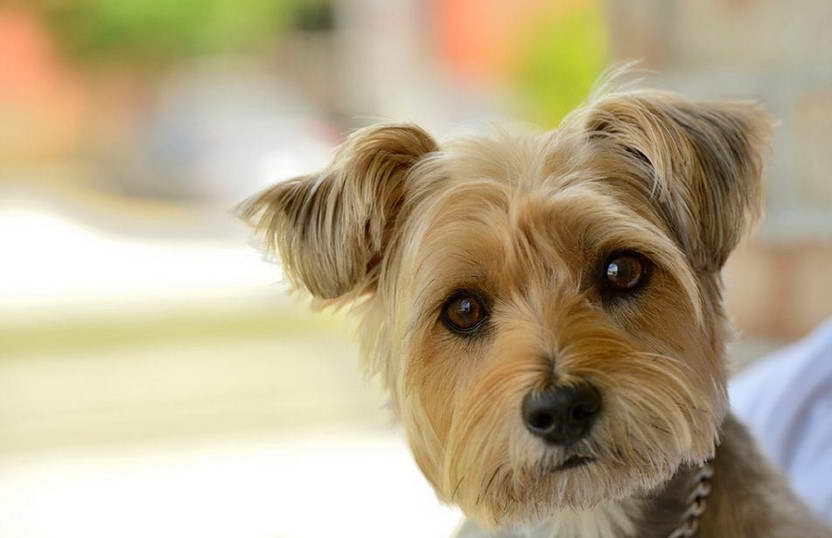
[441,292,488,334]
[604,254,646,290]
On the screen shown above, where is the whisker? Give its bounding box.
[477,464,505,505]
[451,473,466,501]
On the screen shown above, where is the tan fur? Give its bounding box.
[241,84,831,537]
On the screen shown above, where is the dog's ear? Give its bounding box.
[582,91,772,271]
[239,124,437,300]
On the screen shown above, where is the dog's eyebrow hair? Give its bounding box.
[406,282,449,333]
[408,297,444,333]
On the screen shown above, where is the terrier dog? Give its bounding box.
[241,85,832,537]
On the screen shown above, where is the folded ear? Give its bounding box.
[239,124,437,300]
[581,90,772,271]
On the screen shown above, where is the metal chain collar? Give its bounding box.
[666,461,715,538]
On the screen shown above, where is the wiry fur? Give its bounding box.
[241,86,831,537]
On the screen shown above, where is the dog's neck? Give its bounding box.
[532,463,706,538]
[634,462,710,538]
[454,462,708,538]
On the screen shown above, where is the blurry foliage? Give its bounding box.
[513,5,608,127]
[39,0,330,66]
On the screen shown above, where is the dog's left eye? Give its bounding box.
[604,253,646,291]
[441,292,488,335]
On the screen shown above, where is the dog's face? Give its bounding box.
[242,90,770,528]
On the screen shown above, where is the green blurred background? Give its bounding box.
[1,1,830,537]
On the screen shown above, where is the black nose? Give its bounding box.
[522,382,602,445]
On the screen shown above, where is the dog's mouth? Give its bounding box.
[552,455,595,471]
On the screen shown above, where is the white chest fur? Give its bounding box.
[453,501,638,538]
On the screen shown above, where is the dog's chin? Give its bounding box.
[470,464,611,527]
[469,447,681,528]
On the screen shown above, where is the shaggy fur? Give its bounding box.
[240,86,832,537]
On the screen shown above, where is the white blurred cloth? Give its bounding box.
[730,317,832,522]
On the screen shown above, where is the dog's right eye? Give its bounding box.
[605,255,643,289]
[602,252,650,294]
[441,291,488,335]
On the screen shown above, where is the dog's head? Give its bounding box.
[241,89,770,528]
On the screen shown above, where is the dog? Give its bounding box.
[240,83,832,537]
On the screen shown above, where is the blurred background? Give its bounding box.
[1,1,830,537]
